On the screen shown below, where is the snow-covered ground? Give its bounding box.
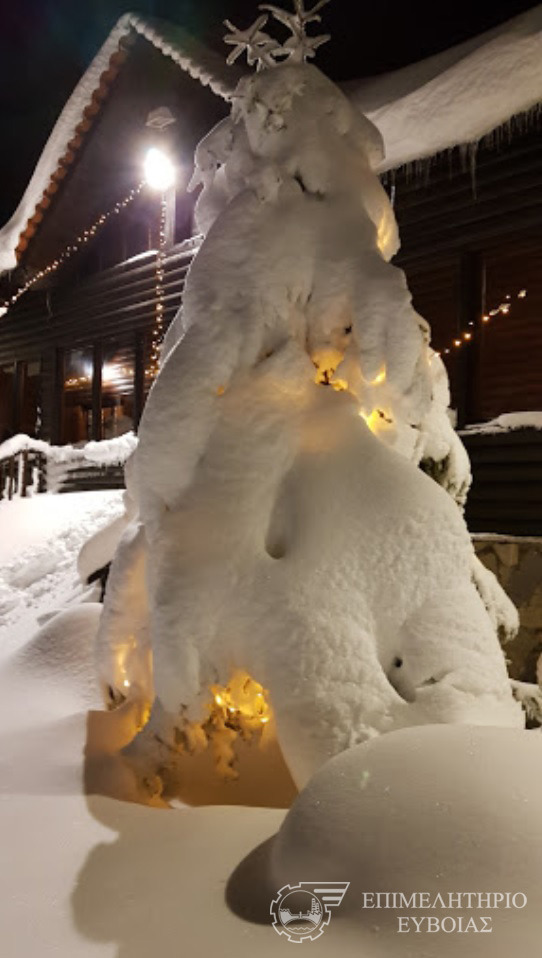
[0,492,293,958]
[1,492,541,957]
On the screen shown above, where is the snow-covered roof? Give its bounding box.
[0,12,237,273]
[3,7,542,272]
[349,5,542,172]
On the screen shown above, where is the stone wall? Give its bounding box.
[474,536,542,682]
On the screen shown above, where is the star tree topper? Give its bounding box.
[224,0,331,70]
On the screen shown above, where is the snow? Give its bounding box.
[0,431,137,466]
[0,433,136,498]
[462,410,542,435]
[0,492,125,655]
[0,14,238,273]
[272,724,542,955]
[0,492,299,958]
[93,59,522,795]
[348,5,542,171]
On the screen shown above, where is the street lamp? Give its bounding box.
[143,147,175,192]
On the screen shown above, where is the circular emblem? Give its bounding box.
[271,884,330,943]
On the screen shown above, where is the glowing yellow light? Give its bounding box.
[211,671,271,726]
[454,339,461,347]
[360,408,385,433]
[371,369,386,385]
[482,315,490,323]
[144,147,176,191]
[518,289,527,298]
[463,332,472,340]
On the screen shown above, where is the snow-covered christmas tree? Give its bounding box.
[95,0,522,796]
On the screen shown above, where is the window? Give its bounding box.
[62,347,93,444]
[101,339,135,439]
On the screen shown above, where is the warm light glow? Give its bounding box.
[144,147,175,191]
[360,408,389,434]
[211,672,271,726]
[371,369,386,385]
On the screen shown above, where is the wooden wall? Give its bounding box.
[394,125,542,425]
[0,242,195,442]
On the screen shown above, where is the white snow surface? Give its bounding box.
[272,724,542,956]
[349,5,542,171]
[95,61,522,792]
[0,13,236,272]
[0,492,124,655]
[0,472,536,958]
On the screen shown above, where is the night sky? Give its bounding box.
[0,0,538,225]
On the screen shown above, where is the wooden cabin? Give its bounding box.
[0,14,236,447]
[0,8,541,532]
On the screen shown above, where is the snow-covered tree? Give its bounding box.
[95,2,522,796]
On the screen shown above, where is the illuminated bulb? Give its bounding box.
[463,332,472,340]
[482,316,490,323]
[144,147,176,191]
[454,339,461,347]
[518,289,527,298]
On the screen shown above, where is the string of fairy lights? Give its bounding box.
[148,193,168,379]
[1,171,529,384]
[1,183,144,313]
[1,176,173,382]
[436,288,528,357]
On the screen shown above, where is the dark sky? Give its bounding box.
[0,0,538,225]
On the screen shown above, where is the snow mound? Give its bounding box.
[10,604,103,714]
[97,56,520,794]
[0,491,124,657]
[272,724,542,955]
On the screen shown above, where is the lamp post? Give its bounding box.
[145,107,177,247]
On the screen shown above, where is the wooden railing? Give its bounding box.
[0,434,135,498]
[0,448,47,500]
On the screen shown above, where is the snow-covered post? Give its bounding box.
[96,0,522,796]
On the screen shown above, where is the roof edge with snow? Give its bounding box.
[0,12,238,273]
[349,4,542,172]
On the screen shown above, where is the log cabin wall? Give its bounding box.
[0,242,195,443]
[394,125,542,426]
